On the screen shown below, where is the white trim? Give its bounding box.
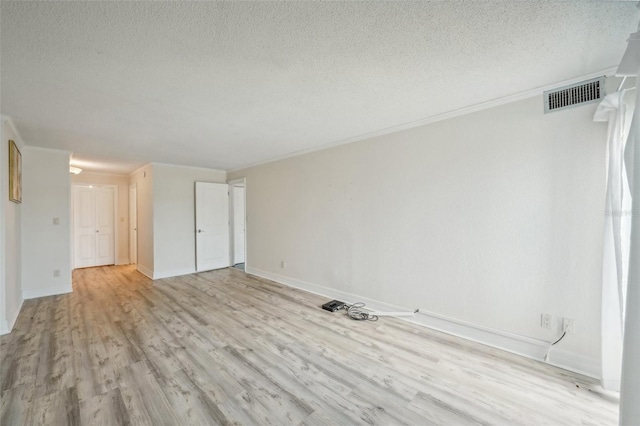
[129,163,152,178]
[113,185,119,267]
[601,376,621,392]
[549,347,601,382]
[73,170,130,178]
[116,258,130,265]
[23,285,72,300]
[23,145,72,155]
[153,265,235,280]
[246,266,600,379]
[152,267,197,280]
[129,183,137,265]
[0,296,23,335]
[0,115,26,147]
[153,162,226,174]
[137,264,154,279]
[227,177,247,269]
[229,67,617,173]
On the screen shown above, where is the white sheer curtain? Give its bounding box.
[594,88,635,391]
[614,25,640,426]
[619,60,640,426]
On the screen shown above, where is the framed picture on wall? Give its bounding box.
[9,139,22,203]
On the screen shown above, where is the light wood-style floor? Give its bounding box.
[1,265,618,425]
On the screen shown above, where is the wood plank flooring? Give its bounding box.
[1,265,619,425]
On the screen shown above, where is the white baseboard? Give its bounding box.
[137,264,154,279]
[550,347,601,382]
[1,296,24,335]
[23,284,72,300]
[246,266,599,379]
[136,265,197,280]
[116,258,130,266]
[153,267,196,280]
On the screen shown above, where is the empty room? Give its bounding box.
[1,1,639,425]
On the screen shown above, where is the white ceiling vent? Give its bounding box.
[544,76,605,113]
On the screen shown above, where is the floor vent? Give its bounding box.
[544,77,605,113]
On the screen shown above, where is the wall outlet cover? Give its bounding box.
[541,313,552,329]
[563,318,575,334]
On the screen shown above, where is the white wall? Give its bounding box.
[0,117,24,334]
[152,163,226,279]
[0,119,5,334]
[21,147,72,299]
[229,94,607,377]
[129,164,154,278]
[71,171,130,265]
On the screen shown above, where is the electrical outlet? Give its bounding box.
[541,313,552,329]
[53,217,60,225]
[280,261,286,269]
[53,269,60,278]
[563,318,575,334]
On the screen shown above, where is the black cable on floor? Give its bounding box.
[345,302,378,321]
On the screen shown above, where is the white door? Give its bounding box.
[129,184,137,264]
[195,182,230,272]
[94,188,115,266]
[74,186,115,268]
[74,186,97,268]
[233,186,245,264]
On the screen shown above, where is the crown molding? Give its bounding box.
[129,163,153,178]
[73,169,131,178]
[23,145,72,155]
[229,66,618,173]
[0,115,27,148]
[152,161,226,174]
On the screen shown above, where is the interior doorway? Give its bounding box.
[72,184,117,268]
[229,178,246,270]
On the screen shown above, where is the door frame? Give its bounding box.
[71,184,118,269]
[228,177,247,269]
[129,183,137,265]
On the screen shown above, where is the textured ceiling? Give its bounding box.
[1,1,638,173]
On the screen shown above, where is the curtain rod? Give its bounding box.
[618,76,629,91]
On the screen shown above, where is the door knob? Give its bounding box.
[197,229,203,233]
[96,230,99,233]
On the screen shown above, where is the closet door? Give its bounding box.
[73,186,115,268]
